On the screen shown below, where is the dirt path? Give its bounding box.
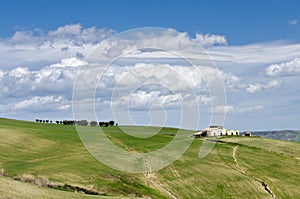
[144,160,178,199]
[108,134,177,198]
[232,145,276,199]
[232,146,246,174]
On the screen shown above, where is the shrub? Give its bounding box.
[35,177,50,187]
[20,173,35,183]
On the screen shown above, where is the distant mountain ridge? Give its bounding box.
[243,130,300,142]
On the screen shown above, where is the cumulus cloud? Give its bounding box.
[210,105,234,114]
[246,83,263,93]
[219,71,241,90]
[127,90,180,110]
[8,23,114,45]
[136,30,228,49]
[10,95,70,112]
[0,57,85,98]
[85,29,229,66]
[0,56,233,113]
[246,80,282,93]
[50,57,87,68]
[210,105,263,114]
[289,19,298,25]
[0,69,4,80]
[265,58,300,76]
[0,24,114,70]
[195,33,227,47]
[0,56,270,114]
[48,24,82,37]
[94,63,224,110]
[267,79,282,88]
[1,24,299,128]
[235,105,264,113]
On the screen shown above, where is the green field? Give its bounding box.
[0,118,300,198]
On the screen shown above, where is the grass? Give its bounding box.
[0,118,300,198]
[0,118,164,198]
[0,175,136,199]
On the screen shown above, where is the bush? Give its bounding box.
[35,177,50,187]
[20,173,35,183]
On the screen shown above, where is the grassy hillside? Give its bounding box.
[0,175,125,199]
[0,118,300,198]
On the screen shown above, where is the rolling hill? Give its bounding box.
[246,130,300,142]
[0,118,300,198]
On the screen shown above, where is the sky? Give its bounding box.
[1,0,300,131]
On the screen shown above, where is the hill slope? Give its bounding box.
[248,130,300,142]
[0,118,300,198]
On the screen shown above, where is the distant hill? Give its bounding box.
[0,118,300,198]
[243,130,300,142]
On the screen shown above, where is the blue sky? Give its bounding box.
[1,0,300,131]
[1,0,300,43]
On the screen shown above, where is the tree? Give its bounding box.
[99,121,104,127]
[63,120,75,125]
[104,122,109,127]
[46,120,49,123]
[90,121,98,126]
[56,121,60,124]
[108,120,115,126]
[35,119,39,123]
[77,120,88,126]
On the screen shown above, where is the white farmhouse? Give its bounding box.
[193,126,240,137]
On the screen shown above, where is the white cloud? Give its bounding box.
[94,63,220,110]
[210,105,263,114]
[210,105,234,114]
[49,57,87,68]
[9,67,29,78]
[0,69,4,80]
[289,19,298,25]
[219,71,241,90]
[195,33,227,47]
[48,24,82,37]
[1,24,299,129]
[0,24,114,70]
[0,57,272,113]
[267,79,282,89]
[207,42,300,66]
[246,83,263,93]
[245,80,282,93]
[196,95,211,105]
[265,58,300,76]
[128,90,179,110]
[97,63,210,92]
[239,105,263,113]
[0,57,84,98]
[0,59,229,112]
[94,30,228,64]
[3,24,300,72]
[11,96,70,111]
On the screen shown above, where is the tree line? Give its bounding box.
[35,119,117,127]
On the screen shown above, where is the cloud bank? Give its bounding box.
[0,24,299,130]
